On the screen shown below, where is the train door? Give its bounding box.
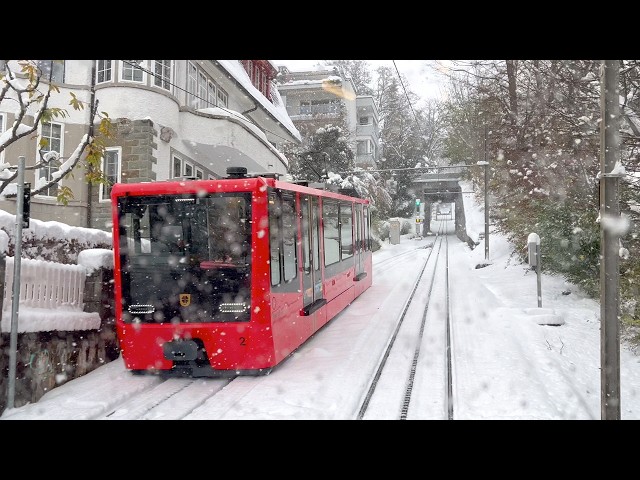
[354,203,366,281]
[300,194,325,316]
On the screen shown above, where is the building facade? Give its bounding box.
[275,66,380,170]
[0,60,301,231]
[354,95,380,168]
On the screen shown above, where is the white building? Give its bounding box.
[0,60,301,231]
[276,66,380,169]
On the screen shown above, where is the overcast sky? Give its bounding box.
[273,60,448,104]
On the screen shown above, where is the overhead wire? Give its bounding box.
[392,60,422,127]
[391,60,437,165]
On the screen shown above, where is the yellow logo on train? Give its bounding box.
[179,294,191,307]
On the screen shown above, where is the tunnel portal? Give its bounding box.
[412,172,475,246]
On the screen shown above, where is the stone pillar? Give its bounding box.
[83,267,119,362]
[90,118,158,231]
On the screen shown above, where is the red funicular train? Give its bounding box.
[110,167,373,377]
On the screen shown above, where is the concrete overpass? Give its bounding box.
[412,172,475,246]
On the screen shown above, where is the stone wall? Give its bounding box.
[90,118,158,231]
[0,267,118,415]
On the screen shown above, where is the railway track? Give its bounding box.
[93,230,453,421]
[87,221,458,420]
[355,219,456,420]
[97,377,232,420]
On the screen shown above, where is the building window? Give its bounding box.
[173,155,182,178]
[256,67,262,91]
[240,60,273,98]
[96,60,112,83]
[299,99,339,115]
[121,60,145,82]
[172,154,199,178]
[197,72,208,109]
[100,147,121,202]
[207,79,217,107]
[359,116,370,125]
[186,61,228,110]
[246,61,254,83]
[357,140,372,155]
[38,121,63,197]
[217,88,228,107]
[153,60,172,91]
[187,62,199,108]
[37,60,65,83]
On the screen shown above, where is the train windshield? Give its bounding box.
[116,193,252,324]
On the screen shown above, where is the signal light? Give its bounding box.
[415,198,421,207]
[22,182,31,228]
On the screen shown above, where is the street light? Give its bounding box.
[476,160,490,261]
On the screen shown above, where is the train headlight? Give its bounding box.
[219,303,246,313]
[129,304,155,314]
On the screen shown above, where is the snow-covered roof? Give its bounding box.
[278,74,343,88]
[215,60,301,142]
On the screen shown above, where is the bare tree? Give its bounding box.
[325,60,374,96]
[0,60,114,204]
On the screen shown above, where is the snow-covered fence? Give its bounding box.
[0,256,100,333]
[0,221,116,413]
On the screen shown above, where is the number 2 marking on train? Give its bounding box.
[239,337,246,346]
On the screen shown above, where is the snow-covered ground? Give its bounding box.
[2,188,639,420]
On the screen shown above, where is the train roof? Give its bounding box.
[111,167,368,203]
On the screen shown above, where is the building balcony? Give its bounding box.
[356,153,377,168]
[356,122,379,139]
[96,85,289,177]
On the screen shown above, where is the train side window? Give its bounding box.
[269,190,298,285]
[340,202,353,259]
[312,197,320,272]
[300,194,321,275]
[323,201,340,266]
[282,193,298,282]
[355,205,362,252]
[268,191,281,286]
[364,205,370,251]
[301,195,311,275]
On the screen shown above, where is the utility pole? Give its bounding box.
[484,160,489,261]
[483,124,490,261]
[7,156,26,410]
[600,60,621,420]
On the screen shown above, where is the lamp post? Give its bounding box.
[476,160,490,261]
